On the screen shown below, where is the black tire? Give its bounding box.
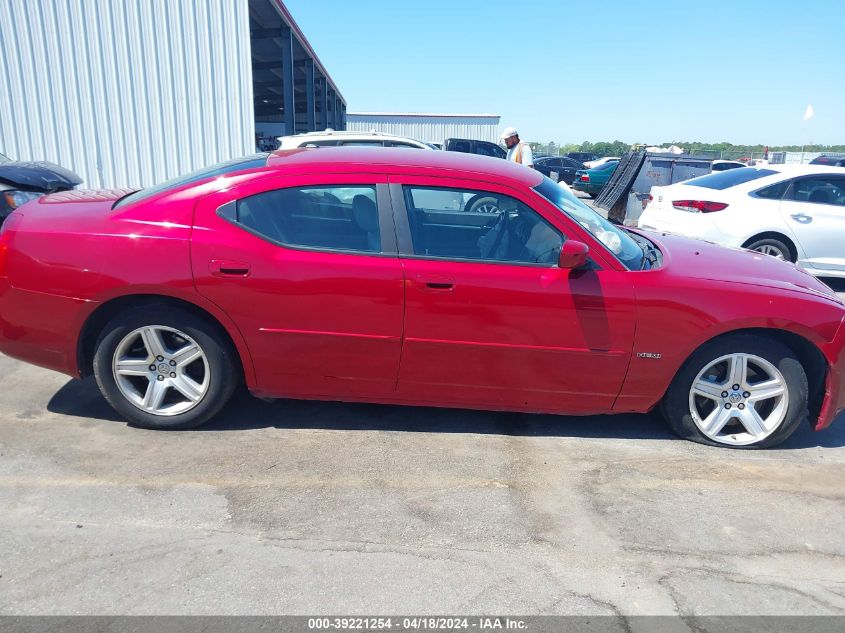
[93,305,240,430]
[744,236,795,262]
[661,334,808,448]
[467,195,500,214]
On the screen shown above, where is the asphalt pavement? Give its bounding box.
[1,350,844,616]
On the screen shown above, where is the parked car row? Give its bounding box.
[275,131,623,186]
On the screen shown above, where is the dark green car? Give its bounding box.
[571,160,619,197]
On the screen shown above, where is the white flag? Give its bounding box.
[803,104,814,121]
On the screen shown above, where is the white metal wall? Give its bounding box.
[0,0,255,189]
[346,114,501,145]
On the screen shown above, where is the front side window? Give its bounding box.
[403,186,563,265]
[475,143,499,157]
[787,177,845,206]
[234,185,381,253]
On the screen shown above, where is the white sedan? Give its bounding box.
[638,165,845,278]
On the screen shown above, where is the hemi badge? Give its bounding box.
[637,352,662,359]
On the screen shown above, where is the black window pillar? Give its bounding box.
[304,59,316,132]
[319,75,328,130]
[280,27,295,135]
[327,89,336,129]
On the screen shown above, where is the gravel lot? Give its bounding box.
[1,348,844,616]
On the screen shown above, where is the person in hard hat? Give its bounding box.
[501,127,534,168]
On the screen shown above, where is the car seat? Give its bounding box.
[352,195,380,252]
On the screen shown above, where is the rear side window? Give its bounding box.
[115,154,268,209]
[711,162,743,172]
[233,185,381,253]
[338,140,385,146]
[385,142,421,149]
[300,140,339,147]
[754,181,790,200]
[684,168,778,190]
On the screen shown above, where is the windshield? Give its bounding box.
[114,154,268,209]
[534,177,644,270]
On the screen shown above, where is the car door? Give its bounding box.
[388,176,637,413]
[191,174,404,399]
[779,175,845,272]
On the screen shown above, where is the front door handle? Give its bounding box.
[416,274,455,291]
[209,259,251,277]
[791,213,812,224]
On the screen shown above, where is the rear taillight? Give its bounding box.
[671,200,729,213]
[580,174,590,182]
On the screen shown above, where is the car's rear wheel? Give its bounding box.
[661,334,808,448]
[744,236,795,262]
[93,306,239,430]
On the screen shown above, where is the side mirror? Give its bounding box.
[558,240,589,269]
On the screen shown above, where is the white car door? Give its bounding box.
[779,175,845,272]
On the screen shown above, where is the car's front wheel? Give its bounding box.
[662,334,808,448]
[93,305,239,430]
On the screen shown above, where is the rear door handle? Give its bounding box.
[791,213,812,224]
[209,259,251,277]
[416,274,455,291]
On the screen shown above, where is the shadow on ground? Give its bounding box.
[47,377,845,449]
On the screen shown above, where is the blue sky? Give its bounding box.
[284,0,842,146]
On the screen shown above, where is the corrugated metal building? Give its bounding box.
[347,112,501,145]
[0,0,346,189]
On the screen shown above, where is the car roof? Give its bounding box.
[266,147,543,187]
[765,164,845,175]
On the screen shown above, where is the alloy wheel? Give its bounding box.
[688,353,789,446]
[754,244,787,260]
[112,325,210,416]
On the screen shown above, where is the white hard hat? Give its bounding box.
[500,126,518,140]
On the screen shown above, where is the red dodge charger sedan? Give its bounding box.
[0,148,844,448]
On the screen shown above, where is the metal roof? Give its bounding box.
[269,0,345,103]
